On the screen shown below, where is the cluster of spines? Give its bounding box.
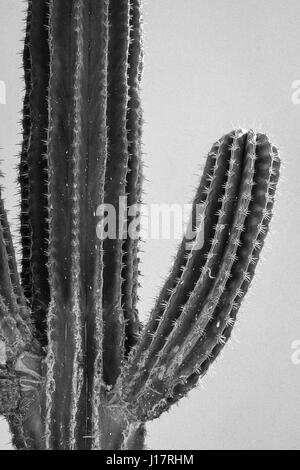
[116,130,280,421]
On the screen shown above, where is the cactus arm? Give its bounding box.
[154,135,281,412]
[162,132,258,371]
[127,139,226,367]
[115,130,280,421]
[198,135,281,371]
[165,133,261,378]
[120,131,246,398]
[141,132,246,365]
[19,1,50,343]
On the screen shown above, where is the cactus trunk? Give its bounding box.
[0,0,280,450]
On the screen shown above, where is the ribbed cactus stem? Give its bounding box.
[121,0,144,356]
[19,0,144,450]
[19,1,50,344]
[116,130,280,421]
[102,0,130,386]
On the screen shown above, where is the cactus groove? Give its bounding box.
[0,0,280,450]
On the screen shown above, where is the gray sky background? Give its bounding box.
[0,0,300,450]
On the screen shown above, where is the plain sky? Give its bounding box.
[0,0,300,450]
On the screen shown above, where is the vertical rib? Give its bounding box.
[19,0,50,344]
[19,0,32,302]
[67,0,86,449]
[45,0,84,449]
[122,0,144,355]
[102,0,130,386]
[84,0,109,450]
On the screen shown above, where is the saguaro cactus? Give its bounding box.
[0,0,280,450]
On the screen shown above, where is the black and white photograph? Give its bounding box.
[0,0,299,454]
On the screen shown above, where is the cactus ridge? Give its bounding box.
[0,0,280,450]
[19,1,50,344]
[121,0,144,357]
[102,0,131,386]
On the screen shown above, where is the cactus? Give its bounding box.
[0,0,280,450]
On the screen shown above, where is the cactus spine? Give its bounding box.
[0,0,280,450]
